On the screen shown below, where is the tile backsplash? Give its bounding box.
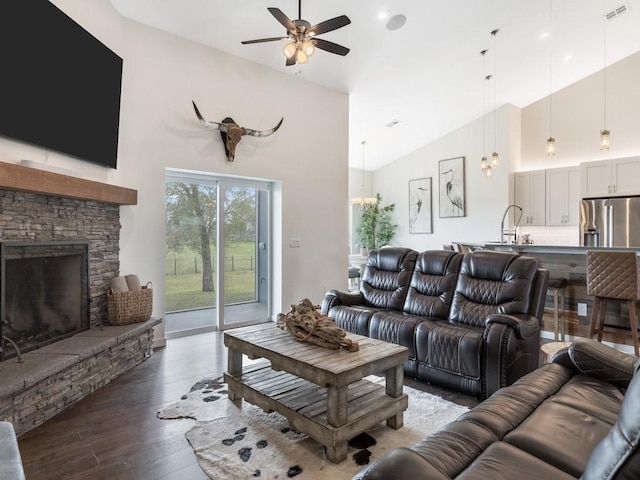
[517,225,580,246]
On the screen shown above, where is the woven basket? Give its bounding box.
[107,282,153,326]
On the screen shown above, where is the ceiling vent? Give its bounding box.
[386,119,399,128]
[605,3,629,20]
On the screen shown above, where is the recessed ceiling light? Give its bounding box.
[378,9,391,20]
[386,14,407,31]
[540,32,550,39]
[564,55,573,62]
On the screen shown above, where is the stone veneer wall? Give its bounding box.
[0,189,120,326]
[0,320,160,435]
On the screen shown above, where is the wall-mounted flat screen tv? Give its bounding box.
[0,1,123,169]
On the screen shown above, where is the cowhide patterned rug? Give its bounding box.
[157,376,468,479]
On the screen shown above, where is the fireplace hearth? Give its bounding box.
[1,241,90,361]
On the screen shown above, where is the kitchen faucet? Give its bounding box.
[500,204,523,244]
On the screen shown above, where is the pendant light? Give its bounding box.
[546,0,556,156]
[490,29,499,168]
[600,0,610,149]
[480,49,491,177]
[480,49,498,177]
[351,140,377,209]
[484,73,493,177]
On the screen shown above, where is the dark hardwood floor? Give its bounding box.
[17,329,478,480]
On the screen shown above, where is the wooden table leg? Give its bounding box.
[385,363,404,429]
[326,383,348,463]
[327,384,348,427]
[326,442,348,463]
[226,347,243,401]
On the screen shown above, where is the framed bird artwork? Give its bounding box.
[409,177,432,234]
[438,157,465,218]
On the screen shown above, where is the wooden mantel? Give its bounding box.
[0,161,137,205]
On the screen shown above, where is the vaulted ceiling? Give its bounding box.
[109,0,640,170]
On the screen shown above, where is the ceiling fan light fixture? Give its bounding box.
[296,48,308,64]
[283,41,297,59]
[243,4,351,66]
[301,39,315,56]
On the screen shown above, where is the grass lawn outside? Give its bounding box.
[165,242,257,312]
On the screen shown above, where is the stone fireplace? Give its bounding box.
[0,187,121,325]
[0,161,159,434]
[0,188,120,359]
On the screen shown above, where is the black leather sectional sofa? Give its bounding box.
[354,338,640,480]
[321,248,549,398]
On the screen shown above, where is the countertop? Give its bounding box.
[454,242,640,254]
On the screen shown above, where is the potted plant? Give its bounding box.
[358,193,397,254]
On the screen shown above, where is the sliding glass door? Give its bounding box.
[217,180,270,329]
[164,170,271,336]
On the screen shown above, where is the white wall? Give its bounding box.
[0,0,349,345]
[373,104,518,251]
[521,51,640,169]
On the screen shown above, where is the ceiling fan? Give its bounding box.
[241,0,351,66]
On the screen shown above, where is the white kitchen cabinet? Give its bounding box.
[514,170,546,226]
[582,157,640,198]
[546,166,580,226]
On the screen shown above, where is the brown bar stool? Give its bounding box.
[547,278,567,341]
[586,250,640,356]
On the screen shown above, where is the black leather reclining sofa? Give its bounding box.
[354,338,640,480]
[321,248,549,398]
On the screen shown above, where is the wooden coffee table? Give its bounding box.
[223,323,408,463]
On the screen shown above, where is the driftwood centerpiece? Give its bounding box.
[276,298,359,352]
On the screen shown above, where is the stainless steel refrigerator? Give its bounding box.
[580,197,640,247]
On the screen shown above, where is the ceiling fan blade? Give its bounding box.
[285,55,297,67]
[313,38,350,56]
[267,7,296,32]
[241,37,288,45]
[309,15,351,36]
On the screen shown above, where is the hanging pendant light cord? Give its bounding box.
[549,0,553,139]
[361,140,366,199]
[603,0,607,131]
[492,30,498,154]
[481,50,488,157]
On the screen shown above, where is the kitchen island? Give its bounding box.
[452,242,640,352]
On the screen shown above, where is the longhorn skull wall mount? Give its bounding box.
[192,101,283,162]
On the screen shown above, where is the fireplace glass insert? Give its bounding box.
[0,241,90,361]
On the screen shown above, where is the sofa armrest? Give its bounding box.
[552,337,637,389]
[484,313,541,397]
[582,350,640,480]
[320,289,365,315]
[353,447,448,480]
[485,313,539,340]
